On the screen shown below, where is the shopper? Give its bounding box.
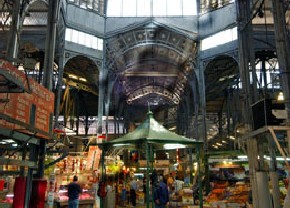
[173,176,184,193]
[153,175,169,208]
[67,175,82,208]
[167,173,174,190]
[130,177,138,207]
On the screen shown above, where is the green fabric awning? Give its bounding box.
[97,111,203,208]
[99,111,202,149]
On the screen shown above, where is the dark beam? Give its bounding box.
[0,128,39,145]
[0,158,37,168]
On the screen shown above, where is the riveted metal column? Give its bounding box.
[236,0,258,207]
[6,0,21,60]
[37,0,60,179]
[24,144,36,208]
[272,1,290,123]
[145,142,150,208]
[272,1,290,207]
[43,0,60,90]
[54,54,65,128]
[267,133,280,208]
[198,59,209,193]
[197,145,203,208]
[97,0,108,139]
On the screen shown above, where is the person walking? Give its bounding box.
[130,177,138,207]
[153,175,169,208]
[67,175,82,208]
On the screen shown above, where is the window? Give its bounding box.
[167,0,182,16]
[106,0,122,16]
[201,27,237,51]
[123,0,137,16]
[68,0,105,15]
[153,0,167,16]
[107,0,197,17]
[65,28,103,50]
[137,0,150,16]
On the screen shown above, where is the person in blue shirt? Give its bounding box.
[153,174,169,208]
[67,175,82,208]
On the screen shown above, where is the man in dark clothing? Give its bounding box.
[153,175,169,208]
[67,175,82,208]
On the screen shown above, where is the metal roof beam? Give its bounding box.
[0,128,40,145]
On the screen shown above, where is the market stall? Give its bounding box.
[98,111,203,208]
[44,153,99,207]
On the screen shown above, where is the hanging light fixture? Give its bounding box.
[277,92,284,101]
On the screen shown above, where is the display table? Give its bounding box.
[54,199,95,208]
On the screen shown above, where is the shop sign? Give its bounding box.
[0,59,55,139]
[86,146,102,170]
[0,59,30,92]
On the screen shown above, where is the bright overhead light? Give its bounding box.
[3,139,14,143]
[64,128,76,135]
[68,74,78,79]
[237,155,247,159]
[112,143,131,147]
[277,92,284,101]
[163,144,185,150]
[79,77,87,82]
[229,135,235,140]
[18,64,24,71]
[169,126,176,131]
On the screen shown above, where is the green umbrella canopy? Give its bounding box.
[99,111,202,150]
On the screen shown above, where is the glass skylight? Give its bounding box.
[201,27,237,51]
[107,0,197,17]
[65,28,103,50]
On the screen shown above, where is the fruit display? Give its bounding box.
[206,181,249,207]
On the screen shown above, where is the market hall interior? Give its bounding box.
[0,0,290,208]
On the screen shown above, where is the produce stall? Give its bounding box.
[205,181,249,208]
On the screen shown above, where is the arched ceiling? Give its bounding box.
[106,21,198,118]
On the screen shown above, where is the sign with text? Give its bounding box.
[86,146,102,170]
[0,59,55,139]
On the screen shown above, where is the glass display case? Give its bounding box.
[54,186,95,208]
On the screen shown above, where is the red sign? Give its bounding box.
[0,59,55,139]
[97,134,106,139]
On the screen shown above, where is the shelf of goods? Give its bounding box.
[205,181,249,208]
[169,187,194,207]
